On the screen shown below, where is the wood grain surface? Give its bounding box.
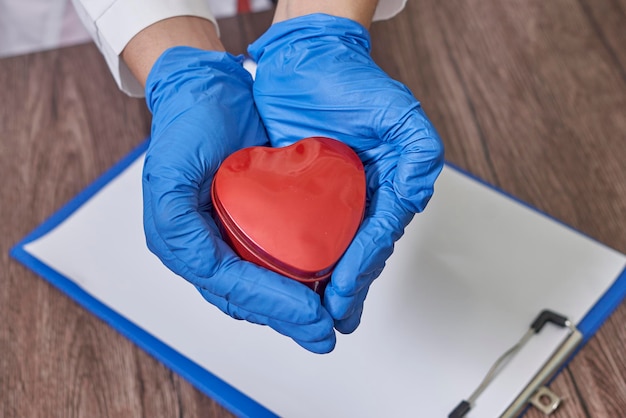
[1,3,624,417]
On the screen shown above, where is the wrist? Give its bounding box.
[248,14,372,64]
[273,0,379,28]
[122,16,224,87]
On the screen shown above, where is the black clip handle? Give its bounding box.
[530,310,569,333]
[448,400,471,418]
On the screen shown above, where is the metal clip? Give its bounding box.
[449,310,582,418]
[529,386,561,415]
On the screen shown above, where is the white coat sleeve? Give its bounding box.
[70,0,217,97]
[373,0,407,21]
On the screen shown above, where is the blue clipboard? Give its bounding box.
[10,138,626,417]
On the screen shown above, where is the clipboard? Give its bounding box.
[10,139,626,417]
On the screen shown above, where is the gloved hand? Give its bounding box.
[249,15,444,334]
[143,47,336,353]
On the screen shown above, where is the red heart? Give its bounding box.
[212,137,366,285]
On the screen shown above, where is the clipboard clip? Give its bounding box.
[448,309,583,418]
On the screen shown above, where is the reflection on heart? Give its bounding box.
[212,137,366,286]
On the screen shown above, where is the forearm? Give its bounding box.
[273,0,380,28]
[121,16,224,88]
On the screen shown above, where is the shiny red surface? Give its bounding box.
[212,137,366,284]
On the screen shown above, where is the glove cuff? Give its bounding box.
[248,13,371,63]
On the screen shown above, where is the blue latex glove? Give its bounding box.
[249,15,445,334]
[143,47,336,353]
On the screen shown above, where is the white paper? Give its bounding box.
[23,155,626,417]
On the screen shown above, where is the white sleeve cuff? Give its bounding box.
[72,0,406,97]
[71,0,217,97]
[373,0,407,21]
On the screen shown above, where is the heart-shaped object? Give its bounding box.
[211,137,366,289]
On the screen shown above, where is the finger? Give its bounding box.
[196,266,337,353]
[294,337,337,354]
[199,260,332,325]
[383,105,445,213]
[143,168,227,278]
[325,185,413,321]
[326,266,379,325]
[329,285,370,334]
[142,168,230,288]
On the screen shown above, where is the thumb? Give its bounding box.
[325,185,413,323]
[384,105,445,213]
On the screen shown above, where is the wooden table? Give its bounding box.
[2,3,625,417]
